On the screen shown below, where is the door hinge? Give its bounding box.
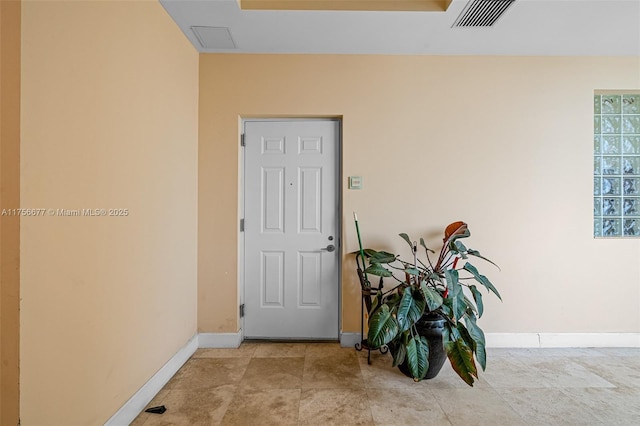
[240,134,245,147]
[240,218,245,232]
[240,303,245,318]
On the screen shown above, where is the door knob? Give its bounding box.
[321,244,335,252]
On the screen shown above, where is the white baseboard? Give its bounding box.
[340,332,362,348]
[486,333,640,348]
[104,331,243,425]
[104,334,198,426]
[198,331,242,348]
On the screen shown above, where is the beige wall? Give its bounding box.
[20,1,198,424]
[0,1,21,424]
[199,54,640,335]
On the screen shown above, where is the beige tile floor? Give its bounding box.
[131,343,640,425]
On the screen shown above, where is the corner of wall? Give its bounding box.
[0,0,21,424]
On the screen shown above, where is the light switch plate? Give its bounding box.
[348,176,363,190]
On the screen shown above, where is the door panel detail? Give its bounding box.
[262,251,284,307]
[262,137,285,154]
[298,251,321,307]
[299,167,322,233]
[262,167,284,233]
[299,136,322,155]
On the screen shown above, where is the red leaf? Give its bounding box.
[443,221,469,243]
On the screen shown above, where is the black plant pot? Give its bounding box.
[396,313,447,380]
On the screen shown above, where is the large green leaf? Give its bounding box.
[467,248,500,270]
[469,285,484,317]
[463,263,502,300]
[446,269,466,321]
[367,305,398,348]
[422,285,444,311]
[365,263,393,277]
[363,248,378,257]
[440,297,453,320]
[370,292,382,315]
[445,338,477,386]
[464,316,487,371]
[398,233,413,249]
[454,321,475,352]
[445,268,460,294]
[391,341,406,367]
[419,238,435,254]
[454,290,467,321]
[445,320,459,341]
[396,288,425,332]
[453,241,468,258]
[384,292,401,307]
[365,249,397,264]
[463,296,478,316]
[476,343,487,372]
[442,322,452,344]
[406,335,429,381]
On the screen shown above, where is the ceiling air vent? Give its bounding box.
[453,0,515,27]
[191,26,237,49]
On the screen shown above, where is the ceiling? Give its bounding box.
[160,0,640,56]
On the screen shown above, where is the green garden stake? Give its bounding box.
[353,212,369,286]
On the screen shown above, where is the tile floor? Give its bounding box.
[131,343,640,425]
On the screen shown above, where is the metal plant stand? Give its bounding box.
[354,253,388,364]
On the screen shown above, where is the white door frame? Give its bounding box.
[238,117,342,341]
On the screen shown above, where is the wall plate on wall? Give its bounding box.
[348,176,363,190]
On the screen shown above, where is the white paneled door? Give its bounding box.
[243,120,339,339]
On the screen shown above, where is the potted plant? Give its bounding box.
[363,221,501,386]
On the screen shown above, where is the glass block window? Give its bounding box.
[594,92,640,237]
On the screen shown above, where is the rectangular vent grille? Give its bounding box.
[453,0,515,27]
[191,26,237,50]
